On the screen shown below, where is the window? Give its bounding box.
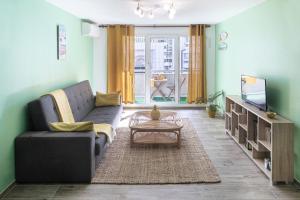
[150,38,175,72]
[135,36,146,72]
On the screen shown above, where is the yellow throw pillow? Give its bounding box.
[49,121,94,132]
[95,91,121,107]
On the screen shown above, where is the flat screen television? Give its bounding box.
[241,75,267,111]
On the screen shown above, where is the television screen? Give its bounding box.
[241,75,267,111]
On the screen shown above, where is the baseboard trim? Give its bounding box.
[0,181,16,198]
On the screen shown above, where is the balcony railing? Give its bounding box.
[134,70,188,104]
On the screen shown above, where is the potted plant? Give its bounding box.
[206,90,224,118]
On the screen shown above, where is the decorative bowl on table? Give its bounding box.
[266,112,277,119]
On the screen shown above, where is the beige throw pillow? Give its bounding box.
[95,91,121,107]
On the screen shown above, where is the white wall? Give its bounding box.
[93,27,107,93]
[92,26,216,96]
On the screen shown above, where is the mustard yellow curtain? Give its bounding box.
[187,25,207,104]
[107,25,135,103]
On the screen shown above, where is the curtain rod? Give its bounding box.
[98,25,211,28]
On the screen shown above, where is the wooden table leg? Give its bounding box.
[130,130,134,147]
[177,131,181,149]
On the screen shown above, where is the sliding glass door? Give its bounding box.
[134,35,189,104]
[134,36,146,104]
[150,37,176,103]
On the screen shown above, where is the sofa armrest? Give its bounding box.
[15,131,96,183]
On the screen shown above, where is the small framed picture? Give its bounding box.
[57,25,66,60]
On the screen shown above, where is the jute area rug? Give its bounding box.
[92,119,221,184]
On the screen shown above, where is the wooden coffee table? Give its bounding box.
[129,111,183,148]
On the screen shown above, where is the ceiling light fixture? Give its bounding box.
[148,10,154,19]
[163,4,169,11]
[168,2,176,19]
[134,1,176,19]
[134,2,140,15]
[134,2,144,17]
[139,9,144,18]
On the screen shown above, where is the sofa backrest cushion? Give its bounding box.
[28,80,95,131]
[28,95,60,131]
[63,80,95,122]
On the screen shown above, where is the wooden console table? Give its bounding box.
[225,95,294,184]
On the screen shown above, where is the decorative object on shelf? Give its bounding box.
[265,127,271,144]
[245,141,252,150]
[206,90,224,118]
[151,105,160,120]
[230,103,234,112]
[266,112,277,119]
[57,24,66,60]
[264,158,271,171]
[242,108,247,114]
[134,0,176,19]
[235,128,239,138]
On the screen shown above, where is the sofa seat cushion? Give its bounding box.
[81,106,122,129]
[95,133,107,168]
[95,133,107,156]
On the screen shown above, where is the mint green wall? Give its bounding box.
[216,0,300,181]
[0,0,93,193]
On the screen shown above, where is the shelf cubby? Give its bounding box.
[238,127,247,144]
[225,95,294,184]
[231,112,239,137]
[234,103,243,113]
[258,118,272,151]
[238,113,247,125]
[247,111,258,143]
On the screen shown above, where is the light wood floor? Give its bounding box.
[2,109,300,200]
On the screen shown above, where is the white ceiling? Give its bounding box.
[47,0,266,25]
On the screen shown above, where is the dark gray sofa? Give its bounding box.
[15,80,122,183]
